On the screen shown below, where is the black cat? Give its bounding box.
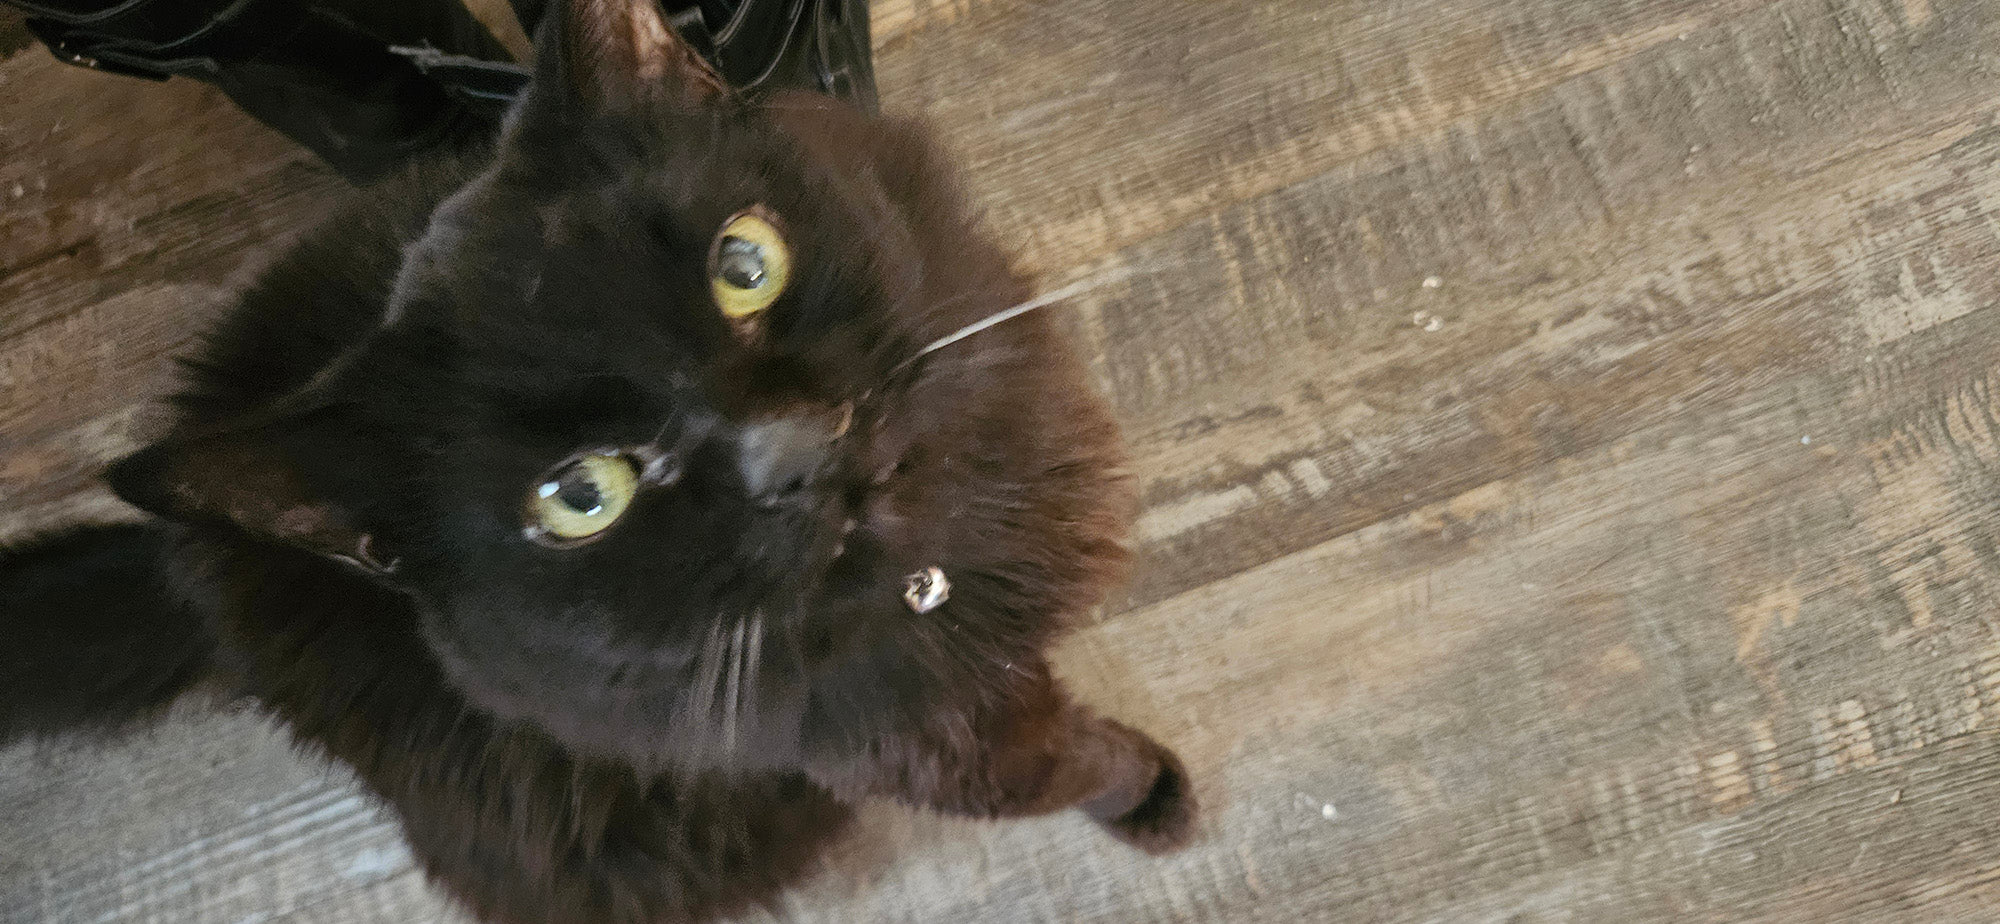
[0,1,1195,921]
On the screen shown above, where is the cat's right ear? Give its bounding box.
[524,0,728,117]
[105,407,400,576]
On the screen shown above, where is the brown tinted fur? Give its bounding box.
[0,2,1195,920]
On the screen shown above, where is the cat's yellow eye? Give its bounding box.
[710,209,791,321]
[525,451,639,544]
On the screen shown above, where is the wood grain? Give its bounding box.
[1083,0,2000,611]
[881,0,1778,275]
[7,0,2000,920]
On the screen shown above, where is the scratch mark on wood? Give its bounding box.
[1134,484,1259,543]
[1748,718,1793,796]
[1831,699,1881,771]
[1287,458,1333,498]
[1235,843,1266,898]
[1902,0,1933,29]
[1704,751,1753,809]
[1731,580,1803,662]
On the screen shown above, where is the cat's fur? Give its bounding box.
[0,1,1193,921]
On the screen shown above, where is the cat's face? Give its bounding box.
[109,0,1130,767]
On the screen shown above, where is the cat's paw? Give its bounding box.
[1090,728,1198,855]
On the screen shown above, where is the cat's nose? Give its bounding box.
[736,402,853,501]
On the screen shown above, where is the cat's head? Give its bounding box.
[107,0,1130,766]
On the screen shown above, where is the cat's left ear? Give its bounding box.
[525,0,728,116]
[105,406,402,577]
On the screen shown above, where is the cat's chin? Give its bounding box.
[414,589,832,769]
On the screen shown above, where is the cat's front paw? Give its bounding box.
[1086,723,1198,855]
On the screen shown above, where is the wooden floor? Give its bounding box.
[8,0,2000,920]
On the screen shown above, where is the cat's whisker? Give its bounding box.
[689,619,726,734]
[743,610,764,744]
[885,264,1149,382]
[722,616,747,752]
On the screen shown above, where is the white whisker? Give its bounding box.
[690,619,725,729]
[722,617,747,752]
[744,610,764,738]
[890,264,1146,378]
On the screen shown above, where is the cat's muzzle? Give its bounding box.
[736,401,854,505]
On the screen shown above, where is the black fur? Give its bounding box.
[0,523,211,741]
[0,2,1194,920]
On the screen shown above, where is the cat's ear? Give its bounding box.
[105,407,401,576]
[528,0,728,115]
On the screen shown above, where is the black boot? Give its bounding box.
[404,1,878,113]
[9,0,878,182]
[10,0,517,181]
[666,0,877,111]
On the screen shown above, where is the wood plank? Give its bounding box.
[884,0,1778,275]
[269,871,464,924]
[0,707,419,924]
[463,0,533,62]
[1068,0,2000,611]
[0,51,308,277]
[0,146,341,345]
[868,0,985,46]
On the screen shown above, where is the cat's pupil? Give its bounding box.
[717,237,767,289]
[552,470,605,515]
